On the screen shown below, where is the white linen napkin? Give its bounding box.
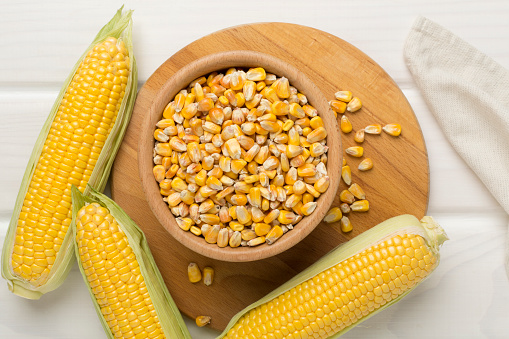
[404,16,509,278]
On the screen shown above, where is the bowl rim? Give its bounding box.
[138,50,341,262]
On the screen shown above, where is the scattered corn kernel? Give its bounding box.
[188,262,202,283]
[358,158,373,171]
[383,123,402,136]
[345,146,364,157]
[340,115,353,133]
[203,267,214,286]
[323,207,342,223]
[196,315,211,327]
[340,216,353,232]
[365,124,382,135]
[354,129,365,143]
[346,97,362,112]
[351,199,369,212]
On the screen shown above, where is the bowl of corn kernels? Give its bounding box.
[138,50,341,262]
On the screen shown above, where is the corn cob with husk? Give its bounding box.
[72,186,191,339]
[217,215,448,338]
[1,7,138,299]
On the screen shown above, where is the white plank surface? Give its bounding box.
[1,1,509,338]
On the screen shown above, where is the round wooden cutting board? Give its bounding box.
[111,23,428,331]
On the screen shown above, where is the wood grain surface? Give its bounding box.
[110,22,429,331]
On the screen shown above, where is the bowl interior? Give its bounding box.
[138,50,341,262]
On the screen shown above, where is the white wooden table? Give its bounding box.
[1,1,509,338]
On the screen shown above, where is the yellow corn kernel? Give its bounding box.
[171,177,188,192]
[198,199,214,214]
[383,123,402,136]
[314,176,330,193]
[330,99,347,114]
[259,120,281,133]
[254,146,269,164]
[163,101,177,118]
[234,181,252,194]
[340,115,353,133]
[347,96,362,112]
[354,129,365,143]
[359,158,373,171]
[230,159,247,174]
[200,213,221,224]
[181,190,196,205]
[265,226,284,245]
[195,315,212,327]
[176,217,194,231]
[167,192,182,207]
[278,210,296,225]
[246,67,266,81]
[231,194,248,206]
[229,231,242,248]
[217,228,229,248]
[351,199,369,212]
[247,236,266,247]
[261,198,270,211]
[153,165,165,182]
[300,201,318,216]
[249,187,262,208]
[219,156,231,173]
[284,194,302,209]
[244,175,260,184]
[349,183,366,200]
[365,124,382,135]
[309,116,324,130]
[181,103,198,120]
[297,164,315,177]
[339,166,351,187]
[334,90,353,102]
[236,206,251,224]
[251,207,265,223]
[286,145,303,159]
[195,169,207,186]
[280,153,290,172]
[345,146,363,157]
[263,209,280,225]
[306,126,327,143]
[202,267,214,286]
[190,225,202,236]
[340,189,355,204]
[218,95,229,106]
[206,176,223,191]
[254,223,272,237]
[340,216,353,232]
[188,262,202,283]
[216,186,235,200]
[282,119,294,132]
[324,207,342,223]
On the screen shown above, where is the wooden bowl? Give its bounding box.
[138,50,341,262]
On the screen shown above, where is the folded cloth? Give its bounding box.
[404,16,509,278]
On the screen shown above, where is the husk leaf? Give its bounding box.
[217,214,448,339]
[1,7,137,299]
[71,186,192,339]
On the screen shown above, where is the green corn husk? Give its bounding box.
[217,215,448,339]
[1,7,138,299]
[71,186,192,339]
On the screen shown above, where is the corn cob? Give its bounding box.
[72,186,191,339]
[217,215,447,339]
[1,8,137,299]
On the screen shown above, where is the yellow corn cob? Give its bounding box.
[1,8,137,299]
[73,187,191,339]
[218,215,447,339]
